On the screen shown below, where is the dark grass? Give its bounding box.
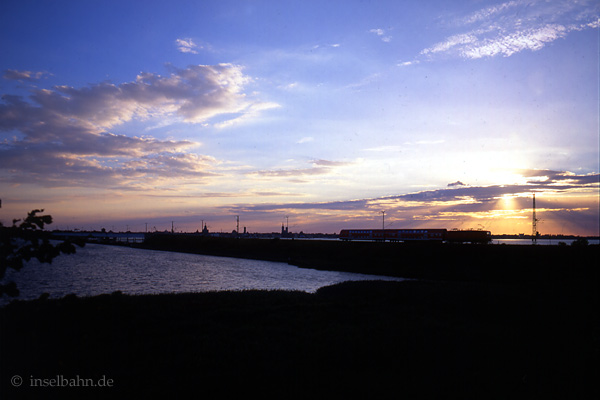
[1,277,598,399]
[1,239,598,398]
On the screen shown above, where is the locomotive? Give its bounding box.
[338,229,491,244]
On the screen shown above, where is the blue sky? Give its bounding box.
[1,0,598,235]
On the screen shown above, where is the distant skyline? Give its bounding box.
[1,0,598,235]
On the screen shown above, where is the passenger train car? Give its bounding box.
[339,229,491,244]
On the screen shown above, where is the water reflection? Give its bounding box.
[1,243,402,305]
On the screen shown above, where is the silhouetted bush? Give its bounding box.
[571,237,589,246]
[0,209,83,297]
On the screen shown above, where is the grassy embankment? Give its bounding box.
[138,234,597,283]
[1,236,598,399]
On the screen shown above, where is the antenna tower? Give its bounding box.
[532,193,538,244]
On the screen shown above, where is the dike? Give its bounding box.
[138,234,599,283]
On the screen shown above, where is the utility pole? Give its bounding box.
[236,215,239,236]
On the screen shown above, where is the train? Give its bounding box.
[339,229,492,244]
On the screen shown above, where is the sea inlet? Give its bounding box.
[1,242,402,305]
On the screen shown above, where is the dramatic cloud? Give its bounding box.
[420,0,599,60]
[219,172,597,234]
[0,64,276,187]
[231,169,599,219]
[2,63,263,128]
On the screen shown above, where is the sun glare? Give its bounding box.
[499,194,518,210]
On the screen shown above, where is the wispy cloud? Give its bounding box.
[3,69,49,81]
[419,0,599,60]
[175,38,201,54]
[343,72,382,91]
[364,145,404,152]
[250,166,331,179]
[397,60,419,67]
[458,24,569,59]
[248,159,352,180]
[296,136,314,144]
[213,101,281,129]
[369,28,392,43]
[312,159,352,167]
[312,43,341,49]
[460,1,521,25]
[364,140,444,153]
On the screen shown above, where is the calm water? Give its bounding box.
[1,243,402,305]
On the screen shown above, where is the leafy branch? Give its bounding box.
[0,209,84,297]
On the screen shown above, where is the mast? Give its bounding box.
[532,193,538,244]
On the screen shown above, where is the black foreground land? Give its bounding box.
[1,240,598,399]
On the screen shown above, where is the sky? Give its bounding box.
[1,0,598,236]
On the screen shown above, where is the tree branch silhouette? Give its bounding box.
[1,209,84,297]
